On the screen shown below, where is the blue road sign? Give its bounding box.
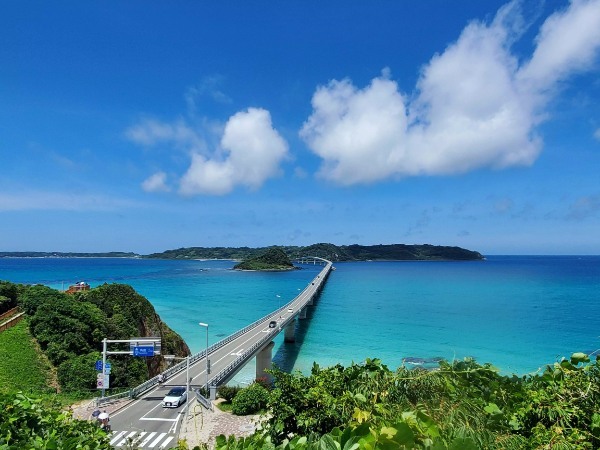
[95,361,112,372]
[133,346,154,357]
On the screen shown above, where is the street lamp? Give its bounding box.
[199,322,209,397]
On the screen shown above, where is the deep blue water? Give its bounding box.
[1,255,599,383]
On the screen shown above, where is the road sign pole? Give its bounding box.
[101,338,107,398]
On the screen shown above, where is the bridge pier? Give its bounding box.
[284,319,296,342]
[256,341,275,384]
[299,307,307,319]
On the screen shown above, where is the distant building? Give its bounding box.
[65,281,90,294]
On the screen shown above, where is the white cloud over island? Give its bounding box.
[300,0,600,185]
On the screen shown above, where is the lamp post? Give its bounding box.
[199,322,209,397]
[186,354,190,417]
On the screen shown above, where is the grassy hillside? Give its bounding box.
[0,318,57,395]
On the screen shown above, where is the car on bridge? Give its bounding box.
[162,386,187,408]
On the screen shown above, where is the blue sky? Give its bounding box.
[1,1,600,255]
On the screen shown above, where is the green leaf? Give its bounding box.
[448,437,478,450]
[318,434,340,450]
[353,393,367,402]
[392,423,414,445]
[570,352,589,365]
[342,436,360,450]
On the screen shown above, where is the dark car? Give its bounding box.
[269,320,277,328]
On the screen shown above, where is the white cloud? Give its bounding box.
[125,118,207,153]
[142,172,170,193]
[594,127,600,140]
[179,108,289,195]
[128,108,289,196]
[301,0,600,185]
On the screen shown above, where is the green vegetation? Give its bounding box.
[0,280,20,315]
[0,319,56,395]
[218,385,242,403]
[231,382,270,415]
[234,248,296,271]
[0,392,111,449]
[147,243,484,262]
[0,353,598,448]
[0,280,189,398]
[217,355,600,449]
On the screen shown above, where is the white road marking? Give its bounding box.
[110,431,127,445]
[139,417,178,422]
[117,431,138,447]
[159,436,175,448]
[149,432,167,447]
[139,432,157,447]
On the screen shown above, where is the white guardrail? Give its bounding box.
[96,258,331,407]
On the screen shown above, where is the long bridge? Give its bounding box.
[106,257,332,448]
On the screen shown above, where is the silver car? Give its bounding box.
[162,386,187,408]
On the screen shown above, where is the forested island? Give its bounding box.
[233,247,296,271]
[0,243,484,262]
[147,243,484,261]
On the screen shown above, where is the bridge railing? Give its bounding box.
[97,258,331,405]
[209,260,332,389]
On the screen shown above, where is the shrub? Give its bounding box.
[218,385,241,402]
[231,383,269,415]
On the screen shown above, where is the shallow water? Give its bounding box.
[2,255,599,383]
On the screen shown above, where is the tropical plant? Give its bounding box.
[0,392,110,449]
[231,382,269,415]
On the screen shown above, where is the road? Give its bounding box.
[108,259,332,448]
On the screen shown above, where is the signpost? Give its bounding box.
[96,373,109,389]
[98,337,161,398]
[133,346,154,357]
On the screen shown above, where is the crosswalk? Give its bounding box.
[109,430,176,449]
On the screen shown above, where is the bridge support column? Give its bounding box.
[256,341,275,384]
[299,308,307,319]
[284,320,296,342]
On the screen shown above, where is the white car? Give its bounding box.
[162,386,187,408]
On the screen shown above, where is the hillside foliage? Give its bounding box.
[217,355,600,450]
[0,280,189,397]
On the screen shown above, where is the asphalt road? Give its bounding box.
[108,260,331,448]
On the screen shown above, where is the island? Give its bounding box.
[233,247,296,271]
[146,243,484,262]
[0,243,485,262]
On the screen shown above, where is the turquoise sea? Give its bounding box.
[1,256,599,383]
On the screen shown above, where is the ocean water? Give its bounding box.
[1,255,599,383]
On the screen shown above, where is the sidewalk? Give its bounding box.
[70,397,132,421]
